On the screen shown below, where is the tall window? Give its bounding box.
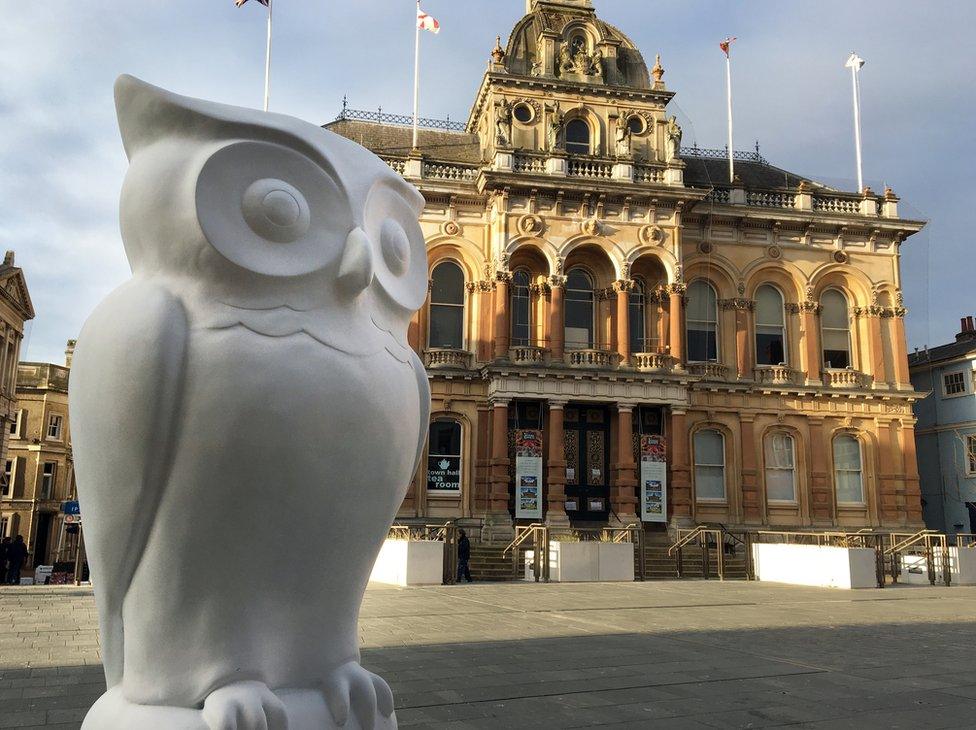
[821,289,851,369]
[764,432,797,502]
[511,269,532,347]
[428,261,465,349]
[693,429,726,500]
[628,280,647,353]
[686,281,718,362]
[967,435,976,476]
[47,414,63,440]
[755,285,786,366]
[427,419,462,492]
[41,462,56,500]
[833,435,864,504]
[2,459,12,498]
[943,371,967,397]
[565,268,594,350]
[9,410,20,437]
[565,119,590,155]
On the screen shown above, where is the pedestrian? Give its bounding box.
[0,536,9,584]
[6,535,28,585]
[456,529,472,584]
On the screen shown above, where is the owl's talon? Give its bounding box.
[323,661,394,730]
[202,681,288,730]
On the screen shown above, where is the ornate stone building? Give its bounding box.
[329,0,924,535]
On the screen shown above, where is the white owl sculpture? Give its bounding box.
[69,75,431,730]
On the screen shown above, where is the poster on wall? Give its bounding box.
[426,455,461,492]
[514,429,544,520]
[640,434,668,523]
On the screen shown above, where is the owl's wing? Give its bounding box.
[409,349,432,482]
[69,279,187,687]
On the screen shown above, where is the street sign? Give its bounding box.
[62,501,80,516]
[64,514,82,525]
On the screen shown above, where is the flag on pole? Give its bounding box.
[235,0,269,6]
[845,51,866,192]
[719,36,736,57]
[417,8,440,34]
[234,0,273,111]
[719,37,736,182]
[845,52,865,70]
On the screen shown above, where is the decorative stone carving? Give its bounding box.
[581,218,602,236]
[613,116,632,157]
[612,279,635,293]
[490,35,505,65]
[441,220,461,236]
[833,250,849,264]
[548,274,568,289]
[547,106,564,151]
[698,242,714,254]
[638,224,664,245]
[495,100,513,146]
[721,298,755,311]
[559,38,603,77]
[70,77,430,729]
[766,245,782,260]
[651,54,665,86]
[517,213,543,235]
[665,116,682,161]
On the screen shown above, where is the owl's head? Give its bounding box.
[114,74,429,329]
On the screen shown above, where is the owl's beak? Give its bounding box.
[337,227,374,298]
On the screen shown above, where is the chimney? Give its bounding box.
[65,339,77,368]
[957,316,976,342]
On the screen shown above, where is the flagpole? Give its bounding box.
[263,0,273,111]
[849,53,864,193]
[412,0,421,149]
[725,47,734,183]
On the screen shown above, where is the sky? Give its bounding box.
[2,0,973,364]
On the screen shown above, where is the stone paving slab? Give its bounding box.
[2,582,976,728]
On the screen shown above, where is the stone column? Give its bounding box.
[614,280,632,365]
[548,275,566,361]
[888,308,911,387]
[669,409,693,525]
[546,400,569,526]
[878,419,902,525]
[868,309,887,387]
[740,415,761,523]
[800,302,821,385]
[901,420,923,526]
[493,272,511,360]
[725,299,753,380]
[657,290,669,353]
[808,417,832,525]
[668,283,686,368]
[611,404,638,523]
[488,400,513,533]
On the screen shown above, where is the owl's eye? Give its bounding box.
[242,178,310,243]
[380,219,410,275]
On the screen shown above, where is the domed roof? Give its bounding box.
[502,1,651,90]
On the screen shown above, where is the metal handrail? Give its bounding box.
[884,529,943,556]
[956,533,976,548]
[884,530,950,586]
[502,523,546,557]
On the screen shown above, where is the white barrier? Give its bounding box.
[525,542,634,582]
[369,539,444,586]
[900,547,976,586]
[752,543,877,589]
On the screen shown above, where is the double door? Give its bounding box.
[563,405,610,522]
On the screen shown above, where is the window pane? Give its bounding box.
[565,120,590,154]
[766,468,796,502]
[833,435,864,503]
[566,269,592,292]
[694,429,724,465]
[823,348,850,369]
[429,305,463,348]
[687,328,717,362]
[628,284,646,352]
[511,270,531,345]
[431,262,465,304]
[836,470,864,503]
[686,281,716,323]
[755,286,784,326]
[833,436,861,470]
[429,421,461,456]
[756,331,785,365]
[821,290,849,329]
[695,466,726,500]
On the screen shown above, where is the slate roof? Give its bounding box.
[908,336,976,368]
[684,157,823,192]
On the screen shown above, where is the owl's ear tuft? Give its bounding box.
[115,74,192,161]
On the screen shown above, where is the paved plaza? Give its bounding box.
[3,580,976,728]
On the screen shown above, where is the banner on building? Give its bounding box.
[639,434,667,523]
[514,429,544,520]
[426,456,461,492]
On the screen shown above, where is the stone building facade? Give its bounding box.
[1,344,77,567]
[328,0,925,535]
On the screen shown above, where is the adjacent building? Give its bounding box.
[2,343,77,566]
[909,317,976,537]
[329,0,925,536]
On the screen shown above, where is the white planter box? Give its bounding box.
[369,539,444,586]
[900,547,976,586]
[752,543,877,589]
[525,542,634,582]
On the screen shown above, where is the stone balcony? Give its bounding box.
[823,367,873,389]
[687,362,730,380]
[509,345,548,365]
[753,365,800,386]
[632,352,676,373]
[424,348,472,370]
[566,348,618,369]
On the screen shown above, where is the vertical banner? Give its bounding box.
[640,434,668,523]
[515,429,544,520]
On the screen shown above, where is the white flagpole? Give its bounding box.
[263,0,273,111]
[725,47,734,183]
[849,52,864,193]
[412,0,421,149]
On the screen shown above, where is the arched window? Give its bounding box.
[764,432,797,502]
[628,279,647,353]
[565,268,594,350]
[511,269,532,346]
[565,119,591,155]
[427,419,462,492]
[693,429,726,500]
[686,281,718,362]
[428,261,465,349]
[755,285,787,366]
[833,434,864,504]
[821,289,851,369]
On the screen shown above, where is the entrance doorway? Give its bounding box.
[33,512,53,567]
[563,405,610,522]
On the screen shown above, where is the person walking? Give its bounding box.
[456,529,473,584]
[6,535,28,585]
[0,536,9,584]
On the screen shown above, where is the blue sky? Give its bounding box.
[2,0,972,363]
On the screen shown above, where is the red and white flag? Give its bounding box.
[719,37,736,57]
[235,0,269,7]
[417,8,440,34]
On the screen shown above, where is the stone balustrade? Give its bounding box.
[823,367,872,389]
[632,352,675,373]
[509,345,548,365]
[746,191,796,209]
[566,348,616,368]
[567,159,613,179]
[424,348,472,369]
[422,162,479,182]
[634,165,665,184]
[687,362,730,380]
[513,153,546,174]
[753,365,799,385]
